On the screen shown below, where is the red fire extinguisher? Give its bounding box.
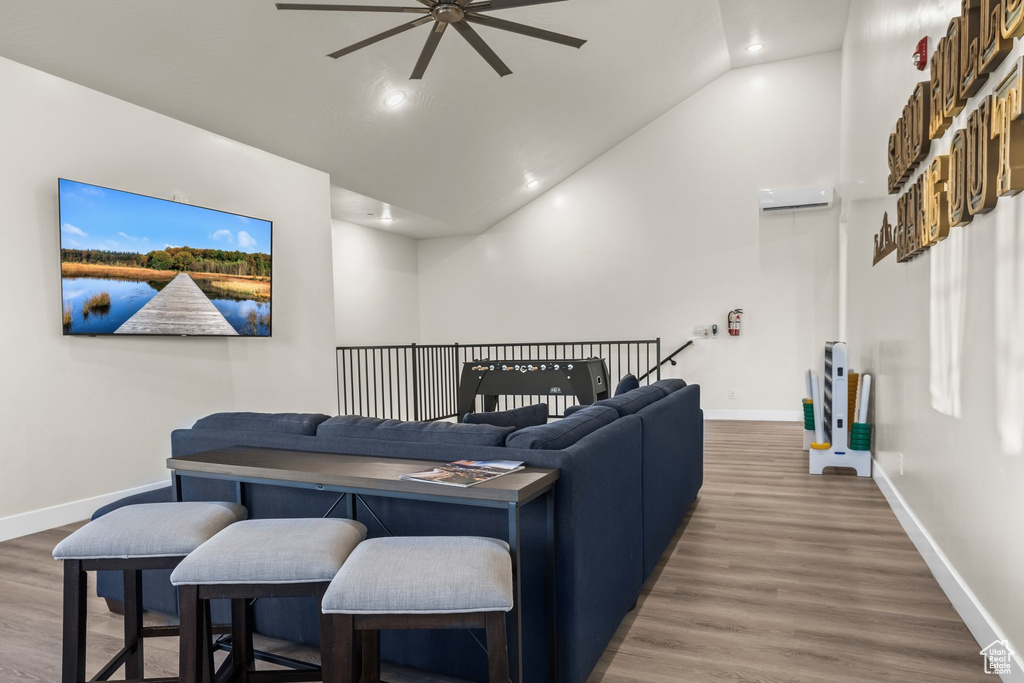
[728,309,743,337]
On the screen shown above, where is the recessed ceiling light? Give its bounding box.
[526,179,540,190]
[384,91,406,108]
[747,43,764,53]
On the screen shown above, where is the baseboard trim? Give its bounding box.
[704,410,802,421]
[873,459,1023,683]
[0,481,169,543]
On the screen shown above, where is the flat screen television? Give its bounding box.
[58,179,272,337]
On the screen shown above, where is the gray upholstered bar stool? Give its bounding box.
[52,501,247,683]
[321,536,513,683]
[170,518,367,683]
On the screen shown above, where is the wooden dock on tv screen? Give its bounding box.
[115,272,238,336]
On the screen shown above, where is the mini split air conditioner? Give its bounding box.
[758,185,834,214]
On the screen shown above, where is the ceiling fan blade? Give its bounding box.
[463,13,585,48]
[276,3,429,13]
[411,21,448,79]
[464,0,569,11]
[328,16,433,59]
[452,20,512,76]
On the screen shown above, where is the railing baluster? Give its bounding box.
[336,339,672,421]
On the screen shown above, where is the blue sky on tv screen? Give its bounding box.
[59,179,271,255]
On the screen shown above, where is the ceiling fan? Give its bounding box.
[275,0,587,79]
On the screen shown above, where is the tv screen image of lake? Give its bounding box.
[59,179,271,337]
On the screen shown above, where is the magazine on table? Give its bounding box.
[400,460,525,488]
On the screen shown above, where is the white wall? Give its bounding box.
[0,56,337,539]
[417,53,842,414]
[842,0,1024,660]
[332,220,419,345]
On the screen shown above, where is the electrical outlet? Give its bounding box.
[702,326,712,339]
[691,326,704,341]
[728,390,737,400]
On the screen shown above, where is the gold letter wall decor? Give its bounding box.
[874,212,897,265]
[946,18,968,119]
[993,57,1024,196]
[949,128,975,226]
[926,155,952,246]
[911,82,932,162]
[968,95,999,214]
[932,37,954,138]
[962,0,988,98]
[1002,0,1024,38]
[889,83,933,194]
[897,178,927,262]
[982,0,1013,72]
[877,1,1024,268]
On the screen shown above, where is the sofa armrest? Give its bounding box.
[512,414,644,683]
[635,383,703,579]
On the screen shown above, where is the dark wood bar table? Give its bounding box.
[168,446,560,683]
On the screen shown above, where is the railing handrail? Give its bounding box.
[336,338,661,352]
[636,340,693,382]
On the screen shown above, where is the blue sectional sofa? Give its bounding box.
[95,381,703,683]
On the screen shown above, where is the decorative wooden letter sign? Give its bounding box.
[968,95,1000,214]
[926,155,952,246]
[961,0,988,99]
[982,0,1013,72]
[877,2,1024,268]
[949,128,975,227]
[945,18,968,119]
[889,83,933,194]
[993,57,1024,196]
[932,37,954,138]
[1002,0,1024,38]
[873,212,897,265]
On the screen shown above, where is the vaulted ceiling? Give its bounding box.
[0,0,849,238]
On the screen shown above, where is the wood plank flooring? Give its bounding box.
[590,421,987,683]
[0,421,986,682]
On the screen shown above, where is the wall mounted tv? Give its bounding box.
[58,179,272,337]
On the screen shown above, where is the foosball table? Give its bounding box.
[457,358,610,417]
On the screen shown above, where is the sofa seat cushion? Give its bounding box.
[318,416,514,447]
[170,518,366,586]
[463,403,549,430]
[505,405,618,450]
[193,412,331,436]
[322,537,512,615]
[595,385,665,417]
[650,378,687,396]
[54,502,247,561]
[614,374,640,396]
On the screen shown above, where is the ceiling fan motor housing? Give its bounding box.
[432,2,465,23]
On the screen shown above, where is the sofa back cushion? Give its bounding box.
[317,416,513,447]
[594,385,664,417]
[193,412,331,436]
[505,405,618,450]
[614,373,641,396]
[463,403,549,430]
[650,378,688,396]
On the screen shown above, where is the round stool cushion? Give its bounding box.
[322,536,513,615]
[52,502,247,561]
[170,518,366,586]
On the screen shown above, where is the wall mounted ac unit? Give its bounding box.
[758,185,834,214]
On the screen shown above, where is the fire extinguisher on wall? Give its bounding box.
[728,309,743,337]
